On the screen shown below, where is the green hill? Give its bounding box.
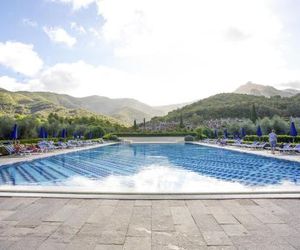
[0,88,185,125]
[151,93,300,124]
[0,88,122,126]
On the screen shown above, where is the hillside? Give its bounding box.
[151,93,300,124]
[0,88,184,124]
[234,82,300,97]
[0,88,122,125]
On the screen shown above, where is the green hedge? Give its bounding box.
[116,132,197,137]
[244,135,300,143]
[0,137,103,144]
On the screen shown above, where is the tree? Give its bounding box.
[250,104,258,123]
[133,119,137,130]
[143,118,146,130]
[195,127,203,140]
[179,114,184,128]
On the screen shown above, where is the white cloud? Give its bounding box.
[52,0,95,10]
[70,22,86,34]
[34,61,143,98]
[83,0,300,104]
[0,76,27,91]
[0,41,43,77]
[43,26,77,47]
[22,18,38,27]
[0,76,43,92]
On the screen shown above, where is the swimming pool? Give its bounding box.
[0,143,299,192]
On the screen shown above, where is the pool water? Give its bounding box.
[0,143,299,192]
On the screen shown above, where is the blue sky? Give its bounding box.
[0,0,300,105]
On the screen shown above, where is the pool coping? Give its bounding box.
[0,190,300,199]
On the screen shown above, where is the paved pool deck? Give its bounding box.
[0,142,118,167]
[0,197,299,249]
[191,142,300,163]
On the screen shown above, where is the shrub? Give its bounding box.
[116,132,197,137]
[244,135,300,143]
[184,135,195,141]
[103,133,120,141]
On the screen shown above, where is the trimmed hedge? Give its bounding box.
[244,135,300,143]
[103,133,120,141]
[116,132,197,137]
[0,137,103,145]
[184,135,195,141]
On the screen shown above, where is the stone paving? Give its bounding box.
[0,198,300,249]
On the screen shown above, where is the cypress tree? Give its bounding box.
[250,104,258,123]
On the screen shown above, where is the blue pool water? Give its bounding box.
[0,143,300,191]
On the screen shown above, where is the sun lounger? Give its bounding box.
[253,142,267,149]
[280,144,300,153]
[244,141,259,148]
[292,144,300,153]
[277,143,292,152]
[232,140,243,147]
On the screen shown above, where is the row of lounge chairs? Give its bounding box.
[201,139,300,153]
[0,139,103,156]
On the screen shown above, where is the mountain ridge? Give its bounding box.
[234,82,300,97]
[0,88,185,124]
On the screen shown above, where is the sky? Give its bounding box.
[0,0,300,106]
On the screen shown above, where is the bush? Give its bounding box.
[244,135,300,143]
[184,135,195,141]
[103,133,120,141]
[116,132,197,137]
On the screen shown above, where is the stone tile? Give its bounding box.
[0,197,39,211]
[191,214,223,232]
[237,199,257,206]
[208,246,237,250]
[220,200,249,215]
[233,213,270,232]
[48,225,79,243]
[152,202,174,232]
[134,200,151,206]
[202,231,233,246]
[267,223,299,237]
[152,231,206,249]
[97,230,126,245]
[253,199,289,215]
[123,236,151,250]
[0,226,34,237]
[94,245,123,250]
[221,224,249,237]
[77,223,103,237]
[32,222,61,237]
[237,244,296,250]
[0,210,14,221]
[284,235,300,248]
[0,236,21,250]
[8,236,46,250]
[37,240,67,250]
[86,205,116,225]
[186,200,210,214]
[212,213,239,225]
[45,204,79,222]
[168,200,186,206]
[16,199,68,228]
[245,205,283,224]
[65,235,98,250]
[127,206,151,237]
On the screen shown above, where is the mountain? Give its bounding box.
[151,93,300,125]
[0,88,184,125]
[234,82,300,97]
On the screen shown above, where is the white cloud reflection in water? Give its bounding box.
[59,164,300,193]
